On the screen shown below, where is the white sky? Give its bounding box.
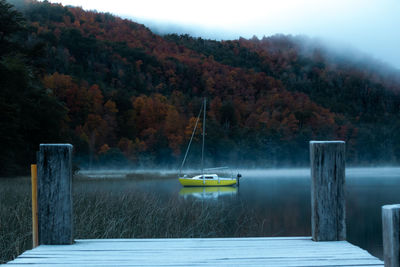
[48,0,400,69]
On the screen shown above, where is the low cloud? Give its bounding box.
[48,0,400,69]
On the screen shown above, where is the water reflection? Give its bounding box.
[179,186,238,200]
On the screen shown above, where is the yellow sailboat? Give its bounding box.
[178,98,241,187]
[179,173,238,187]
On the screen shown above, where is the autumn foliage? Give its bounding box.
[1,0,400,174]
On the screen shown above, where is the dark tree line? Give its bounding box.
[0,0,67,175]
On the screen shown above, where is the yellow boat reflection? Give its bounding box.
[179,186,237,199]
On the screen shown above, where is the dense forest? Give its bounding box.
[1,0,400,176]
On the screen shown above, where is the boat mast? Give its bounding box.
[201,98,206,176]
[179,101,203,176]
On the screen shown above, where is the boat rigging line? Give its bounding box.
[179,99,204,175]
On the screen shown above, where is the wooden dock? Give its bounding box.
[6,237,383,266]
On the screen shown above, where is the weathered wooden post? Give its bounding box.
[382,204,400,267]
[37,144,73,245]
[310,141,346,241]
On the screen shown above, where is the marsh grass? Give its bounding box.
[0,178,32,264]
[74,190,260,239]
[1,176,265,263]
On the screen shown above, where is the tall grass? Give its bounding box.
[74,190,260,239]
[1,176,265,263]
[0,178,32,264]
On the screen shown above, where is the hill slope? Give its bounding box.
[1,0,400,175]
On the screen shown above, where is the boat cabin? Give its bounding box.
[191,174,218,180]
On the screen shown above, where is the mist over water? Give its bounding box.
[78,167,400,179]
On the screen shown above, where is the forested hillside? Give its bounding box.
[1,0,400,175]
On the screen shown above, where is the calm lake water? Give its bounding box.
[79,167,400,260]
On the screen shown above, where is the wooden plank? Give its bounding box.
[37,144,73,245]
[310,141,346,241]
[5,237,383,266]
[382,204,400,267]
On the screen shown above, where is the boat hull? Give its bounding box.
[179,178,237,187]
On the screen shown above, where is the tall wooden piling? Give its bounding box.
[310,141,346,241]
[31,164,38,248]
[37,144,73,245]
[382,204,400,267]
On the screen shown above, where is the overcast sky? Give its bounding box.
[48,0,400,69]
